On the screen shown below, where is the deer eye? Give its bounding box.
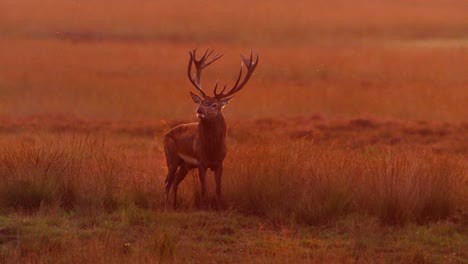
[211,103,218,107]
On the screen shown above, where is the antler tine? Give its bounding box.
[194,49,223,68]
[187,48,224,98]
[196,49,210,66]
[213,80,219,91]
[204,52,223,67]
[227,63,244,94]
[201,49,210,60]
[214,83,227,97]
[187,50,206,97]
[240,49,259,68]
[215,49,258,99]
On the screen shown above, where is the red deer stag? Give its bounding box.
[164,49,258,209]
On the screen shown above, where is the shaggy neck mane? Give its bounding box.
[198,114,227,154]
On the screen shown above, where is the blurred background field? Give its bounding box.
[0,0,467,262]
[1,0,467,121]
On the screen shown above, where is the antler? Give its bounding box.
[187,49,223,98]
[214,49,259,99]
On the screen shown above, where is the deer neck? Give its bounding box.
[197,114,227,159]
[198,114,227,143]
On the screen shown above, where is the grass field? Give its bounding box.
[0,0,467,262]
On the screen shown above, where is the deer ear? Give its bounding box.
[190,92,203,103]
[220,96,234,107]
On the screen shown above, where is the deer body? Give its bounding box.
[165,116,227,169]
[164,49,258,209]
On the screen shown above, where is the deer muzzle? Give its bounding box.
[196,107,206,119]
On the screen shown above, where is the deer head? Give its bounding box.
[187,49,259,120]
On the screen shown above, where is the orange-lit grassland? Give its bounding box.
[0,0,467,263]
[1,0,468,121]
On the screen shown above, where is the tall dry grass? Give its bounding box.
[0,136,163,214]
[224,141,466,225]
[0,136,465,226]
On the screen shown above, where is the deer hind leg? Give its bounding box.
[164,136,180,210]
[172,164,189,209]
[164,163,178,210]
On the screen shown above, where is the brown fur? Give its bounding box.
[164,48,258,209]
[164,113,227,209]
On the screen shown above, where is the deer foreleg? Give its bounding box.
[214,166,223,210]
[198,166,207,208]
